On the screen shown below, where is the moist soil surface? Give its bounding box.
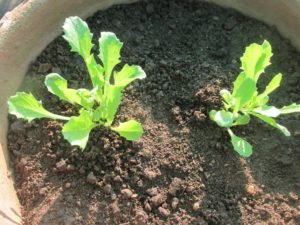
[8,0,300,224]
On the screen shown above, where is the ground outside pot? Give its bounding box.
[1,0,300,224]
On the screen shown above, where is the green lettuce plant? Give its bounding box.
[8,16,146,150]
[210,40,300,157]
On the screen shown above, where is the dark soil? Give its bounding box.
[8,0,300,224]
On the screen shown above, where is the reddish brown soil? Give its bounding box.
[8,0,300,224]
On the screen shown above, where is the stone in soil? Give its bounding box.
[171,197,179,209]
[193,201,201,211]
[245,183,259,196]
[150,194,166,207]
[86,172,97,184]
[143,168,161,180]
[158,207,170,217]
[103,184,112,194]
[38,63,52,73]
[55,159,67,172]
[10,120,25,133]
[146,187,159,196]
[110,203,120,215]
[168,177,183,196]
[121,188,133,198]
[135,210,148,225]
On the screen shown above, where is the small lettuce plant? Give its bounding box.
[210,40,300,157]
[8,16,146,150]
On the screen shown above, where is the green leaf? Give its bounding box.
[45,73,93,109]
[280,103,300,114]
[260,73,282,97]
[114,64,146,89]
[228,129,253,157]
[240,40,272,81]
[62,110,96,150]
[111,120,143,141]
[63,16,93,59]
[99,32,123,82]
[253,105,280,117]
[44,73,80,104]
[254,95,269,107]
[232,78,256,112]
[233,114,250,126]
[232,72,246,96]
[220,89,233,106]
[8,92,69,122]
[93,86,122,125]
[104,86,123,125]
[251,112,290,136]
[76,89,94,109]
[209,110,234,128]
[85,54,105,90]
[255,73,282,107]
[209,110,217,120]
[62,17,105,91]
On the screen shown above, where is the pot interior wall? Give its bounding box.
[1,0,300,224]
[0,0,23,18]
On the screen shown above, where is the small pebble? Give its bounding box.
[172,197,179,209]
[185,185,195,193]
[137,180,144,187]
[39,187,47,196]
[38,63,52,73]
[103,184,112,194]
[139,149,152,158]
[193,202,200,211]
[245,184,257,196]
[158,207,170,217]
[66,164,75,172]
[168,177,183,196]
[162,203,168,209]
[121,188,133,198]
[76,200,81,207]
[131,194,138,199]
[144,168,161,180]
[110,203,120,215]
[113,175,123,183]
[289,192,299,201]
[111,192,117,201]
[56,159,67,172]
[65,182,72,189]
[135,210,148,224]
[86,172,97,184]
[19,158,28,166]
[151,194,165,207]
[145,202,152,212]
[10,120,25,133]
[146,187,158,196]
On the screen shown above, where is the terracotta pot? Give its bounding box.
[0,0,299,224]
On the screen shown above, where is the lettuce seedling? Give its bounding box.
[8,17,146,150]
[210,40,300,157]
